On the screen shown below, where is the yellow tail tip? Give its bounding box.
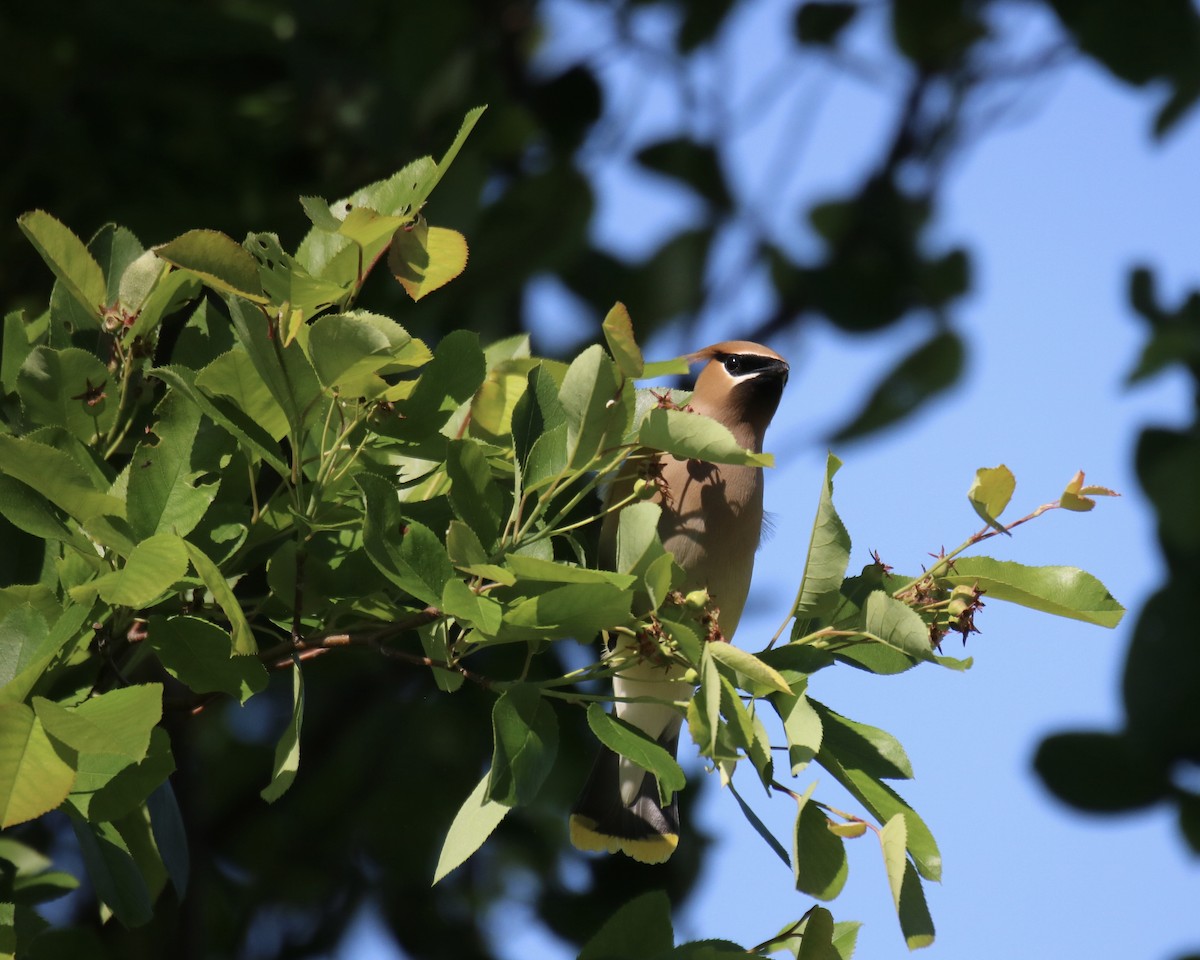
[569,814,678,864]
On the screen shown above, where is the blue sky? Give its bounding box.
[344,2,1199,957]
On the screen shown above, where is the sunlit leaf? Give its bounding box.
[433,771,511,885]
[602,302,644,378]
[1060,469,1120,512]
[944,556,1125,627]
[0,703,75,828]
[388,221,469,301]
[638,407,772,467]
[707,642,793,695]
[585,703,686,802]
[17,211,108,318]
[156,230,267,303]
[967,464,1015,533]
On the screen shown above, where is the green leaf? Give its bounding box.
[585,703,686,801]
[500,582,632,641]
[415,104,487,203]
[0,434,125,524]
[224,296,323,436]
[505,554,636,588]
[522,422,569,492]
[86,726,175,823]
[559,345,631,468]
[307,311,422,396]
[727,777,790,869]
[863,591,936,663]
[432,771,511,885]
[716,673,756,767]
[487,687,559,807]
[0,603,92,707]
[244,232,348,316]
[414,621,462,692]
[359,474,454,606]
[831,331,963,443]
[34,685,163,820]
[155,230,266,302]
[146,781,189,898]
[183,541,255,655]
[146,615,268,703]
[578,890,674,960]
[614,500,665,575]
[810,699,913,781]
[393,329,486,439]
[17,347,116,441]
[638,406,773,467]
[896,858,936,949]
[127,391,225,541]
[1,311,34,396]
[792,453,852,627]
[17,211,108,318]
[0,703,76,828]
[707,642,793,695]
[128,269,202,343]
[388,221,469,301]
[813,730,940,883]
[70,815,154,928]
[796,1,859,45]
[1034,731,1168,812]
[446,439,503,550]
[880,813,907,908]
[440,579,502,638]
[75,533,189,608]
[793,783,849,901]
[944,556,1125,627]
[261,663,303,803]
[602,301,644,378]
[36,684,160,763]
[150,364,287,474]
[968,464,1015,534]
[772,688,823,775]
[193,349,289,441]
[796,906,837,960]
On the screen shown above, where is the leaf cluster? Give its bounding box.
[0,111,1127,958]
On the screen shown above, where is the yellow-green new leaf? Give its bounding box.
[1060,469,1121,512]
[967,464,1015,534]
[388,221,468,301]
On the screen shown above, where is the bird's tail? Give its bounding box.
[568,721,682,864]
[569,655,689,864]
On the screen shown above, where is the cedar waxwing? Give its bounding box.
[570,341,790,863]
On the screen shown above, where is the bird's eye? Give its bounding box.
[723,356,743,375]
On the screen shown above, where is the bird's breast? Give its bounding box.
[658,455,764,640]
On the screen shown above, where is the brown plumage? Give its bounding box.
[570,341,789,863]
